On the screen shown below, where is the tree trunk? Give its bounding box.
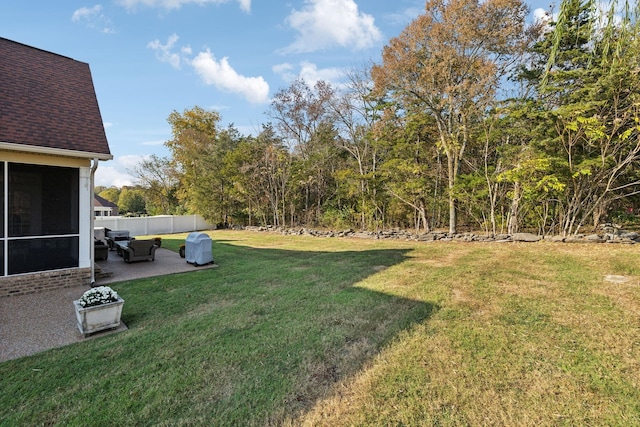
[508,182,520,235]
[419,200,430,233]
[447,155,457,234]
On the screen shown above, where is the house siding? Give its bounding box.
[0,150,90,168]
[0,267,91,298]
[1,37,111,295]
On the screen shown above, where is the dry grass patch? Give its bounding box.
[290,240,640,426]
[409,246,473,268]
[595,280,640,316]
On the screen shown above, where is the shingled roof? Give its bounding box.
[0,37,111,159]
[94,194,118,209]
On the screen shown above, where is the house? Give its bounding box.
[94,194,119,217]
[0,37,112,297]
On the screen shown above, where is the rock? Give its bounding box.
[352,232,375,239]
[418,234,436,241]
[607,238,636,244]
[620,231,640,241]
[600,223,621,235]
[604,275,631,284]
[563,236,584,243]
[239,224,640,246]
[511,232,543,242]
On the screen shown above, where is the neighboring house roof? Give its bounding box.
[0,37,112,160]
[94,194,118,210]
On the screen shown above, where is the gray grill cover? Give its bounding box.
[185,232,214,266]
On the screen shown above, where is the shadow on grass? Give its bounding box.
[0,238,436,426]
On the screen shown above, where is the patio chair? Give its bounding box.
[122,239,157,263]
[94,227,109,260]
[105,230,130,251]
[94,240,109,260]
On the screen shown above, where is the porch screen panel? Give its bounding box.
[8,237,79,274]
[6,163,80,275]
[9,163,79,237]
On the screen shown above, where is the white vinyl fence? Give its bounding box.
[95,215,213,237]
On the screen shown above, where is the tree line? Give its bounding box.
[103,0,640,235]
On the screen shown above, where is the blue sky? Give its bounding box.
[1,0,549,187]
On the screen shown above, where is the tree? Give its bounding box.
[524,0,640,234]
[372,0,531,234]
[129,154,180,215]
[165,106,238,224]
[269,79,339,226]
[225,125,291,226]
[118,187,146,215]
[378,108,441,232]
[98,187,120,205]
[329,66,386,230]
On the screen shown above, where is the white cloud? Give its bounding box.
[237,0,250,13]
[95,166,134,188]
[191,49,270,104]
[95,155,147,187]
[72,5,102,21]
[299,61,343,86]
[272,63,293,74]
[148,34,186,69]
[282,0,382,53]
[272,62,295,82]
[71,5,115,34]
[274,61,344,87]
[533,7,552,24]
[148,35,269,103]
[117,0,250,12]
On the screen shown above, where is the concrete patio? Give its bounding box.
[0,247,217,363]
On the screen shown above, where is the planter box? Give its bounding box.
[73,297,125,336]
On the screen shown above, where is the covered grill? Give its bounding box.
[185,232,214,266]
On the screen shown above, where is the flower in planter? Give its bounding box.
[78,286,120,308]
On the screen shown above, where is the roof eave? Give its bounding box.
[0,141,113,161]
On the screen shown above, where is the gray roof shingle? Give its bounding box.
[94,194,118,208]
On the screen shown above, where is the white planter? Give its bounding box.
[73,297,125,336]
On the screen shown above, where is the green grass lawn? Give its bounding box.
[2,231,640,426]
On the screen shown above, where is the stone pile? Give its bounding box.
[240,224,640,244]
